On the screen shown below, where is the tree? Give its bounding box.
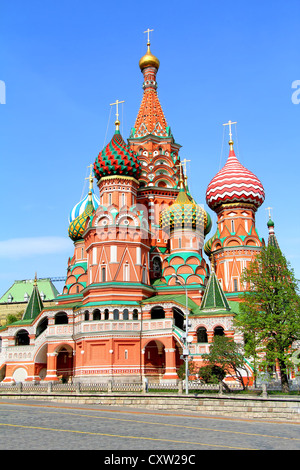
[234,245,300,393]
[200,335,249,390]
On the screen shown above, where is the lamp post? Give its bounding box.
[171,274,190,395]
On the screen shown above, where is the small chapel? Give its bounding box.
[0,35,284,384]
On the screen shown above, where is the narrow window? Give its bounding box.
[124,263,130,281]
[101,266,106,282]
[113,309,119,320]
[133,309,138,320]
[136,247,141,265]
[92,247,97,265]
[110,245,117,263]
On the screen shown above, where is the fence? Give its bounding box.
[0,380,298,394]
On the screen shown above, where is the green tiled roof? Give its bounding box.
[142,294,199,313]
[0,278,59,304]
[22,283,44,321]
[200,270,230,312]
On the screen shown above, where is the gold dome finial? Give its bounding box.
[85,164,94,200]
[139,28,160,71]
[110,99,125,132]
[223,120,237,150]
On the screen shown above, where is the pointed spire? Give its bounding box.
[132,33,168,139]
[200,267,230,311]
[267,210,280,250]
[22,276,44,321]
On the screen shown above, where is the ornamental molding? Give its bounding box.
[191,316,233,331]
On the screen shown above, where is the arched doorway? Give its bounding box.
[56,344,74,382]
[144,340,165,379]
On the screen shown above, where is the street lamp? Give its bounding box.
[171,273,191,395]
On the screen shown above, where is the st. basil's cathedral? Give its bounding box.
[0,37,279,385]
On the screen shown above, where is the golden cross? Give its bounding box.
[110,99,125,122]
[144,28,154,45]
[86,164,94,191]
[266,206,273,218]
[223,120,237,141]
[181,158,191,177]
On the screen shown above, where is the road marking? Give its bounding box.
[0,422,257,450]
[1,403,299,443]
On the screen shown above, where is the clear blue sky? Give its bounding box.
[0,0,299,296]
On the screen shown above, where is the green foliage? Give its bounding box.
[5,311,23,325]
[234,245,300,391]
[198,364,226,384]
[201,335,249,389]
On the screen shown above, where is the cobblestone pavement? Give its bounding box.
[0,398,299,454]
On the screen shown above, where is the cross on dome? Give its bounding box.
[223,120,237,147]
[144,28,154,45]
[110,99,125,131]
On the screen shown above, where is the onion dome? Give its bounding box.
[94,129,141,181]
[69,188,100,224]
[160,177,211,236]
[139,41,160,71]
[68,198,94,242]
[267,216,280,250]
[206,141,265,211]
[68,172,97,242]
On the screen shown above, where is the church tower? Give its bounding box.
[204,123,265,297]
[128,32,183,278]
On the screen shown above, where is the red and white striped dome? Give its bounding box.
[206,143,265,211]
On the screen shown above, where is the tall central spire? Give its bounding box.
[131,31,168,139]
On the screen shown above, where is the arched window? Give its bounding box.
[15,329,30,346]
[101,266,106,282]
[84,310,89,321]
[197,327,208,343]
[93,309,101,320]
[133,309,138,320]
[214,326,224,337]
[150,306,165,319]
[123,309,129,320]
[104,308,109,320]
[113,309,119,320]
[55,312,68,325]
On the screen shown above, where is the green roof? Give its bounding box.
[0,278,59,303]
[200,269,230,312]
[22,283,44,321]
[142,294,199,313]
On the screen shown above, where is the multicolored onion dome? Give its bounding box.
[94,130,141,181]
[160,186,211,236]
[206,143,265,211]
[69,189,100,224]
[68,198,94,241]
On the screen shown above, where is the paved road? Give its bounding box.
[0,398,299,455]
